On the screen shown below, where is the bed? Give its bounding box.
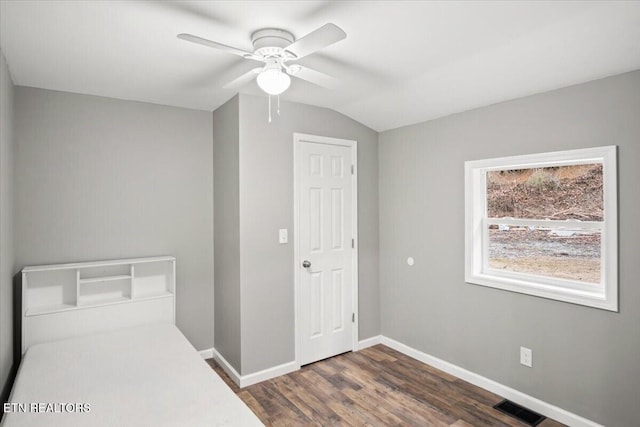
[2,257,262,427]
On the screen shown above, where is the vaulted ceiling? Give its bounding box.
[1,1,639,131]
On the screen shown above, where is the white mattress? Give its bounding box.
[2,324,263,427]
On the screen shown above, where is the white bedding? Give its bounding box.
[2,324,263,427]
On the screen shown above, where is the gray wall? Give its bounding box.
[0,50,15,401]
[213,95,242,370]
[238,94,379,375]
[14,87,214,351]
[379,70,640,427]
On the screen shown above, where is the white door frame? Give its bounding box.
[293,133,358,368]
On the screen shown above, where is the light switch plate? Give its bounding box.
[279,229,288,244]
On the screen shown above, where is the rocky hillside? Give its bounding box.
[486,164,603,221]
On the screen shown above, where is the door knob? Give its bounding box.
[302,260,311,268]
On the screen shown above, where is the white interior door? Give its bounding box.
[296,134,356,366]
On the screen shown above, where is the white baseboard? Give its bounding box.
[211,348,242,387]
[240,361,299,388]
[211,348,299,388]
[357,334,382,350]
[198,347,214,359]
[381,336,602,427]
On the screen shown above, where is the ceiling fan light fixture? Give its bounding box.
[256,68,291,95]
[179,23,346,98]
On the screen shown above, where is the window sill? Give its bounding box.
[466,272,616,312]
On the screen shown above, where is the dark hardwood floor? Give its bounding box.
[206,344,565,426]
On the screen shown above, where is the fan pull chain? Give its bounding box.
[277,95,280,115]
[268,95,272,123]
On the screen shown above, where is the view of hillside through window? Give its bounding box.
[486,164,603,284]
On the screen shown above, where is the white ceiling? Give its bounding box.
[1,1,639,132]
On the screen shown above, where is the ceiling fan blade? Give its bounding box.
[289,66,339,89]
[223,68,262,90]
[177,33,257,59]
[284,23,346,59]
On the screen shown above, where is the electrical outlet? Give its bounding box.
[520,346,532,367]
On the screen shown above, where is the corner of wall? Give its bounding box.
[212,93,242,375]
[0,49,16,407]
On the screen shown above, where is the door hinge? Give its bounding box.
[351,238,355,248]
[352,313,355,323]
[351,164,354,175]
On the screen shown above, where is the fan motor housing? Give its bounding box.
[251,28,295,57]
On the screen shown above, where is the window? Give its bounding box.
[465,146,617,311]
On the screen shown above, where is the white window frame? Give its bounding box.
[465,146,618,311]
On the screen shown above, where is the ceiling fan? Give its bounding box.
[177,23,346,96]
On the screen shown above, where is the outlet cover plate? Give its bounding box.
[520,346,532,367]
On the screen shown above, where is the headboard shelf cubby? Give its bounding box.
[21,256,176,353]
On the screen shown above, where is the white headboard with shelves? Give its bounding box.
[21,256,175,354]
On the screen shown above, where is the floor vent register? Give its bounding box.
[493,399,546,426]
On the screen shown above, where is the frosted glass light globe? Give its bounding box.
[257,69,291,95]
